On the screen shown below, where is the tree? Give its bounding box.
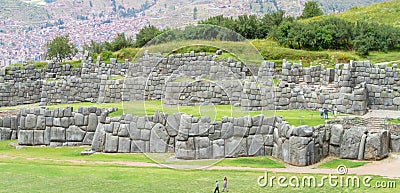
[45,35,77,62]
[104,33,133,51]
[83,40,103,55]
[135,26,162,47]
[300,1,324,19]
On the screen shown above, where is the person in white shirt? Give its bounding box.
[214,180,220,193]
[333,105,338,118]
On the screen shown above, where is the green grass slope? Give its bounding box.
[309,0,400,27]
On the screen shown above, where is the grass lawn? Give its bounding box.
[0,140,284,168]
[0,100,342,127]
[388,119,400,124]
[215,157,285,168]
[0,154,398,192]
[0,102,40,111]
[124,101,343,126]
[0,140,398,192]
[317,159,370,169]
[2,162,397,193]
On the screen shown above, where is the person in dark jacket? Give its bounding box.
[323,108,329,119]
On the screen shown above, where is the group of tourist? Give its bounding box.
[319,106,338,119]
[214,177,228,193]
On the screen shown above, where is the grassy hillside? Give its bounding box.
[1,0,394,26]
[91,39,397,69]
[309,0,400,26]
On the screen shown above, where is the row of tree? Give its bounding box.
[46,1,399,61]
[198,3,399,56]
[273,18,400,56]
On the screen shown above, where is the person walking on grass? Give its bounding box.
[222,177,228,192]
[323,108,329,119]
[319,108,324,119]
[214,180,220,193]
[333,105,338,119]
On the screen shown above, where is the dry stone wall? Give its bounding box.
[1,53,400,116]
[17,106,114,146]
[1,107,394,166]
[0,115,19,141]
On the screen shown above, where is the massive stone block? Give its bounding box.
[364,130,389,160]
[225,137,247,157]
[340,126,366,159]
[140,129,151,141]
[247,134,264,156]
[50,127,66,142]
[45,117,53,127]
[60,117,70,128]
[212,139,225,159]
[53,118,61,127]
[19,116,26,129]
[3,116,10,128]
[74,113,85,126]
[189,123,199,136]
[257,125,272,135]
[44,127,51,145]
[131,140,146,153]
[129,122,141,140]
[195,137,211,159]
[18,130,33,145]
[33,130,45,145]
[198,118,210,137]
[92,124,106,152]
[36,116,46,130]
[221,122,233,139]
[289,136,314,166]
[176,138,196,159]
[87,113,98,132]
[149,123,169,153]
[233,126,248,137]
[118,137,131,153]
[66,126,85,142]
[0,128,11,141]
[83,132,95,145]
[25,114,37,129]
[330,124,344,146]
[393,97,400,105]
[104,133,118,153]
[166,113,180,137]
[117,124,129,137]
[282,139,290,163]
[391,134,400,152]
[296,126,314,137]
[272,138,283,159]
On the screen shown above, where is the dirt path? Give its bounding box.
[362,110,400,119]
[1,153,399,179]
[374,60,400,66]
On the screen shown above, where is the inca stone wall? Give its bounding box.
[17,106,114,146]
[1,52,400,115]
[0,115,19,141]
[0,65,42,106]
[3,107,396,166]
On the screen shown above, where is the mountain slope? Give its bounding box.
[0,0,393,26]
